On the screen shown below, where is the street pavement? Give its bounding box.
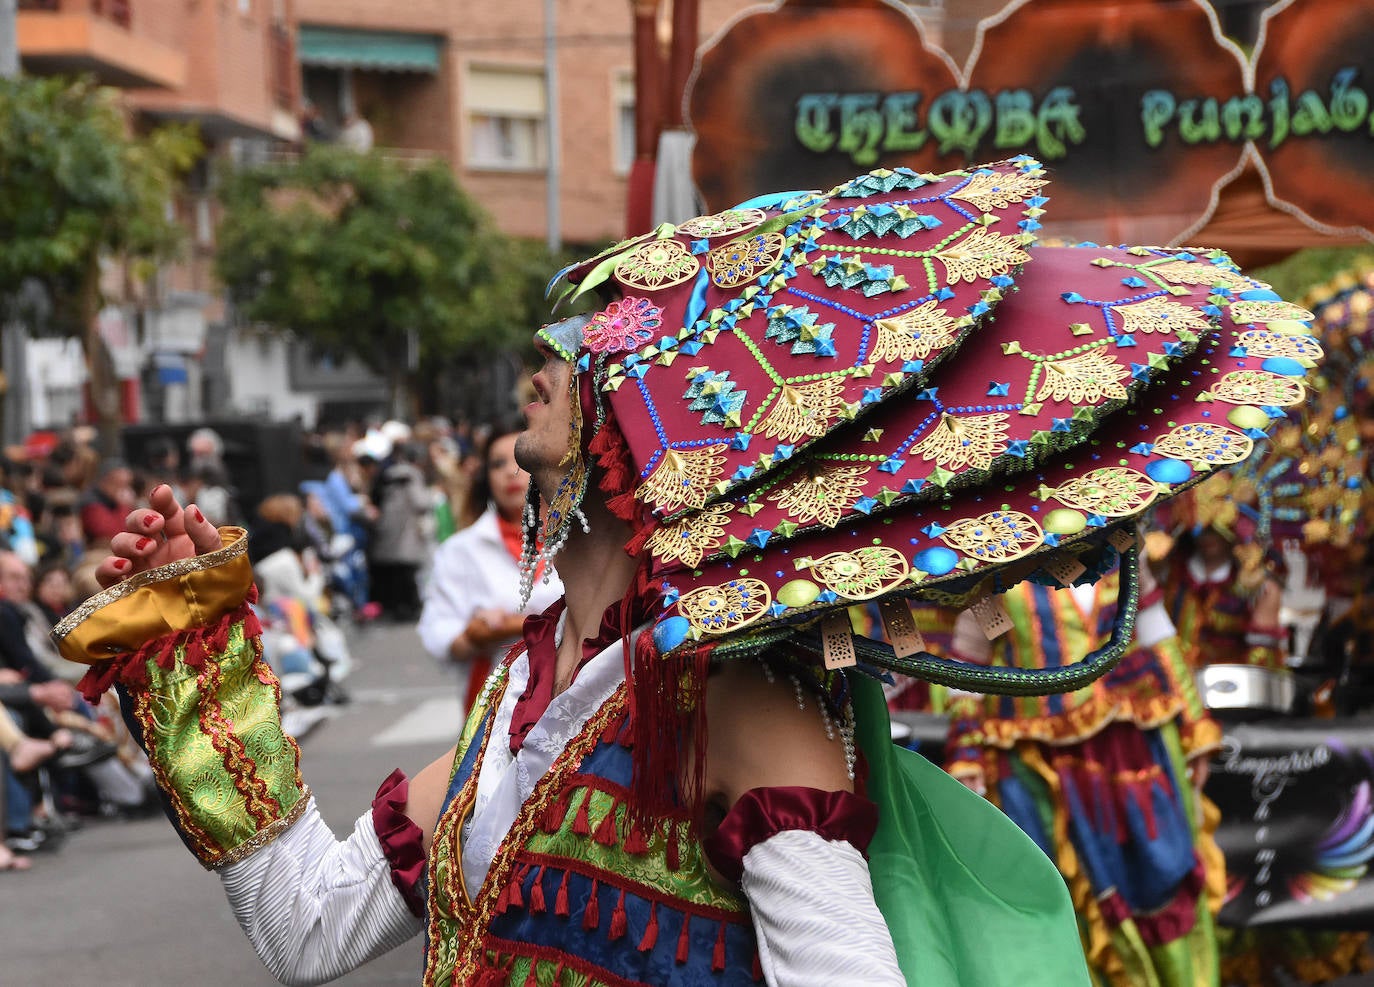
[7,618,1372,986]
[0,619,459,986]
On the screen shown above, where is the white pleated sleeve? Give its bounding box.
[741,829,905,986]
[218,798,423,986]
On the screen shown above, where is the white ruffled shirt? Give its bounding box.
[460,613,626,892]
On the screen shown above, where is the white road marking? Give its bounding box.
[371,696,465,747]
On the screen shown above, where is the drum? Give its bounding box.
[1198,663,1297,718]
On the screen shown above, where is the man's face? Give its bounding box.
[100,468,134,501]
[0,555,31,602]
[1196,529,1231,564]
[515,348,574,500]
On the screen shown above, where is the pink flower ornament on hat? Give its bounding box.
[584,297,664,354]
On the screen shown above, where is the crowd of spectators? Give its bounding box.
[0,414,515,875]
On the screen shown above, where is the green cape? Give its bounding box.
[855,676,1090,985]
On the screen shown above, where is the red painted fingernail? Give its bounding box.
[143,514,158,527]
[136,537,152,550]
[113,559,129,570]
[192,508,205,524]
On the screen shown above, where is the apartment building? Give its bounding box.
[295,0,632,244]
[15,0,307,428]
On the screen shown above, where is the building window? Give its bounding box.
[466,64,547,171]
[613,70,635,175]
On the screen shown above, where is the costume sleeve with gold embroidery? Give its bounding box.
[52,528,308,868]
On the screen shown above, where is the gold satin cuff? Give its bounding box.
[52,527,252,666]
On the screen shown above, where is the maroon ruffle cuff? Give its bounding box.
[371,769,426,918]
[703,786,879,885]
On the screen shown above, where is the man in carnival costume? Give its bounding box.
[56,158,1319,986]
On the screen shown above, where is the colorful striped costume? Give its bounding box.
[929,571,1225,986]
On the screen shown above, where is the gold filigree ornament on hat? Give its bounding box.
[676,208,767,239]
[614,238,700,291]
[541,157,1324,697]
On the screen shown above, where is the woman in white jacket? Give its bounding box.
[416,425,563,713]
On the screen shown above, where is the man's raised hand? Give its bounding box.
[95,484,224,588]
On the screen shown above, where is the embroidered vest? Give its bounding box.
[422,667,759,986]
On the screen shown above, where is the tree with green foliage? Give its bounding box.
[217,146,548,415]
[0,76,199,442]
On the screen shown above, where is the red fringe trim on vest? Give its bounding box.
[610,888,628,940]
[626,629,711,837]
[529,866,547,913]
[555,868,571,917]
[675,913,692,964]
[583,878,601,930]
[638,901,659,952]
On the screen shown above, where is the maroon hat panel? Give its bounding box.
[644,283,1317,652]
[663,244,1239,555]
[592,160,1048,519]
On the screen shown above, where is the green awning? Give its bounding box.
[298,26,442,73]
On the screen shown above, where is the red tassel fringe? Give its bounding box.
[471,956,508,987]
[587,415,644,531]
[623,820,650,855]
[610,889,628,941]
[572,789,593,836]
[713,920,728,972]
[676,913,692,964]
[625,631,712,837]
[78,597,262,705]
[638,902,659,952]
[541,791,568,833]
[583,878,600,930]
[529,866,546,913]
[593,798,620,846]
[555,869,571,917]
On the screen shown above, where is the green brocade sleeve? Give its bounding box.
[854,676,1091,986]
[52,528,308,869]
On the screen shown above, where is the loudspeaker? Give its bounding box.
[122,420,307,518]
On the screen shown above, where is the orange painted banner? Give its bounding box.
[689,0,1374,247]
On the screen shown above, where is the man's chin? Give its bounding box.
[513,434,536,474]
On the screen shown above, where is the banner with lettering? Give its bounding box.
[688,0,1374,247]
[1208,719,1374,929]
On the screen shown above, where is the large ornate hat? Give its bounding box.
[544,157,1320,694]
